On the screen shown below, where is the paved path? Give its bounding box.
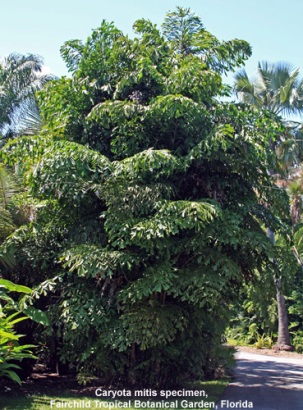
[216,351,303,410]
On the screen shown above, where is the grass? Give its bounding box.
[0,380,229,410]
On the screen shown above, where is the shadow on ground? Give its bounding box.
[217,355,303,410]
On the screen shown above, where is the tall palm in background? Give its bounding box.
[0,53,55,142]
[234,61,303,349]
[234,61,303,116]
[0,53,54,264]
[235,61,303,169]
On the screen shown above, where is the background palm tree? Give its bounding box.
[234,61,303,116]
[234,61,303,350]
[235,61,303,175]
[0,53,55,142]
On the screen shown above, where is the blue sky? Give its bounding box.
[2,0,303,83]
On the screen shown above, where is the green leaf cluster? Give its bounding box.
[0,279,37,384]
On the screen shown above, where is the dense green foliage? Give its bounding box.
[0,8,294,386]
[0,279,37,384]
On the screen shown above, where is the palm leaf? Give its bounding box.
[0,53,55,137]
[236,61,303,116]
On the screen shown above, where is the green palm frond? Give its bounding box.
[0,53,55,138]
[235,61,303,117]
[9,99,42,136]
[60,39,85,73]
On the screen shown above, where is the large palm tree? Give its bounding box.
[234,61,303,350]
[234,61,303,116]
[0,53,54,142]
[235,62,303,175]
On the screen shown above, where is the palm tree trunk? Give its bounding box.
[268,227,292,350]
[274,276,292,349]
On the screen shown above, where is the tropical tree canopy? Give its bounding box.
[0,8,291,386]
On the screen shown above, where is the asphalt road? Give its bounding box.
[216,351,303,410]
